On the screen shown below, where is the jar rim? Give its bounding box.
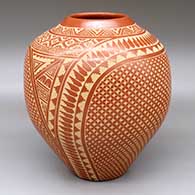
[61,12,134,28]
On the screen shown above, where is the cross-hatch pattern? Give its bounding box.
[84,54,171,180]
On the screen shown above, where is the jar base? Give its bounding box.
[73,169,129,182]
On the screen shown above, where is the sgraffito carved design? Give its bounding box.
[50,23,144,38]
[24,12,171,181]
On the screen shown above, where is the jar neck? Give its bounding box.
[61,12,134,28]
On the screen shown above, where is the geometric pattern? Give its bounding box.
[50,23,144,38]
[24,48,73,171]
[24,21,171,181]
[84,53,171,180]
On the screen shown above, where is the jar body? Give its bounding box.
[24,13,171,181]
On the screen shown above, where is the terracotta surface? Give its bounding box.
[24,12,171,181]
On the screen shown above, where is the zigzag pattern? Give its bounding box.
[57,70,96,179]
[83,52,171,180]
[32,52,61,122]
[47,58,73,136]
[50,23,144,38]
[24,49,45,132]
[57,37,164,180]
[24,48,71,167]
[32,33,107,57]
[24,21,171,181]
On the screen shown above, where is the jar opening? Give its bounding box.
[61,12,134,28]
[71,13,125,20]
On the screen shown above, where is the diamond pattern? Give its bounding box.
[24,49,70,165]
[24,21,171,181]
[85,53,171,180]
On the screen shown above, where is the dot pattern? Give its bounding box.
[85,52,171,180]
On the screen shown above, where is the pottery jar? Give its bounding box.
[24,12,171,181]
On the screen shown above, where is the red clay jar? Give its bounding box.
[24,12,171,181]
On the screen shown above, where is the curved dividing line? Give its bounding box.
[28,47,73,170]
[79,49,166,177]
